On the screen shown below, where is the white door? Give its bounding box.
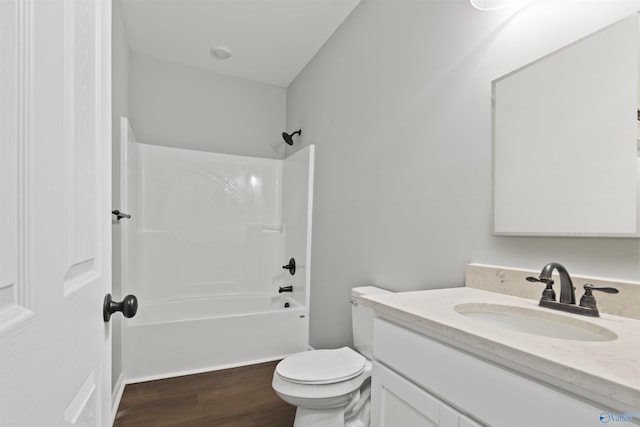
[0,0,112,426]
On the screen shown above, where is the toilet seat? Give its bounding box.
[276,347,366,385]
[272,359,372,402]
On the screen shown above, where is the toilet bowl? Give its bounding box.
[272,286,391,427]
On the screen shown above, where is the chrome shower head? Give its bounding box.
[282,129,301,145]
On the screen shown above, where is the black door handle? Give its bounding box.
[103,294,138,322]
[112,210,131,221]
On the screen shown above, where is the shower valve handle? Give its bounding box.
[282,258,296,275]
[103,293,138,322]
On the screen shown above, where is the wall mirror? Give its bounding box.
[492,13,640,237]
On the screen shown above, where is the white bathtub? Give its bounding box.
[122,293,308,382]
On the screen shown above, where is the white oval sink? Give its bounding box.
[454,303,617,342]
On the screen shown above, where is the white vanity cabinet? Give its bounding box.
[372,361,481,427]
[371,317,612,427]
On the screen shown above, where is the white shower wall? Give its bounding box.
[283,145,315,315]
[120,119,314,379]
[128,142,293,302]
[127,143,310,305]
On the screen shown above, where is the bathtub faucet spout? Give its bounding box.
[279,286,293,293]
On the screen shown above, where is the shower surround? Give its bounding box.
[119,119,314,382]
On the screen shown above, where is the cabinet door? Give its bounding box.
[460,415,483,427]
[371,362,482,427]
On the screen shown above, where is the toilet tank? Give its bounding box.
[351,286,392,359]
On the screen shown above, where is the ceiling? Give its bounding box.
[119,0,361,88]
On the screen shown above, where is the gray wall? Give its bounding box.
[285,0,640,349]
[129,54,287,158]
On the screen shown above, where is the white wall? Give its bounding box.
[111,0,130,396]
[130,54,287,159]
[286,0,640,349]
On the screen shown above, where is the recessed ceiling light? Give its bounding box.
[210,45,232,60]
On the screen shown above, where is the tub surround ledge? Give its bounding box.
[361,287,640,413]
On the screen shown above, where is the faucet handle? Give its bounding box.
[526,276,556,302]
[579,284,619,309]
[583,284,619,294]
[526,276,554,285]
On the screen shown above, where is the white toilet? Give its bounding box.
[272,286,391,427]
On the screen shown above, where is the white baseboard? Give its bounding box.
[124,354,289,385]
[110,372,126,426]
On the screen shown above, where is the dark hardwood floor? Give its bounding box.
[114,360,296,427]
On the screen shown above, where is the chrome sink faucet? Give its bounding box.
[526,262,618,317]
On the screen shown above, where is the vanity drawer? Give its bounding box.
[373,317,608,427]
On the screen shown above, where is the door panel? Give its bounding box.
[0,0,30,330]
[63,0,99,297]
[0,0,111,426]
[64,0,97,289]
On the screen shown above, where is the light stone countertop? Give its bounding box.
[360,287,640,411]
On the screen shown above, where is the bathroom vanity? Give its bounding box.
[361,288,640,427]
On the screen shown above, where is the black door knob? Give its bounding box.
[103,293,138,322]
